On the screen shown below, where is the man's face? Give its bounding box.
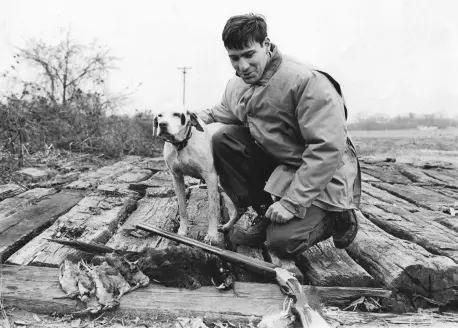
[227,39,270,85]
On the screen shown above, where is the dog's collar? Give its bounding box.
[166,121,193,151]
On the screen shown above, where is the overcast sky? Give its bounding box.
[1,0,457,121]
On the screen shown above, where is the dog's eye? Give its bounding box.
[172,113,181,118]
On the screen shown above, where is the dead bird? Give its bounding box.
[54,260,80,299]
[48,238,235,290]
[82,262,119,311]
[97,260,132,300]
[76,261,95,302]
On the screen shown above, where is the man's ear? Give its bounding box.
[187,111,204,132]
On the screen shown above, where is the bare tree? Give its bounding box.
[19,30,117,106]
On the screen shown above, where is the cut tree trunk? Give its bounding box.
[0,187,57,218]
[360,163,412,184]
[372,182,456,211]
[362,182,420,213]
[346,211,458,305]
[296,239,375,287]
[360,198,458,264]
[0,189,84,263]
[0,184,26,201]
[6,194,136,266]
[106,194,179,252]
[0,264,394,324]
[392,163,446,185]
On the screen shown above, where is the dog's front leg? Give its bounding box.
[203,172,224,246]
[172,173,188,236]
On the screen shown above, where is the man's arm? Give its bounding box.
[197,80,242,125]
[278,71,347,218]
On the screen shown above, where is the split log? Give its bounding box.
[134,156,167,172]
[106,195,179,252]
[0,264,393,323]
[435,216,458,234]
[0,187,57,218]
[66,156,143,189]
[421,169,458,186]
[362,182,419,213]
[360,198,458,264]
[96,183,141,199]
[0,184,26,201]
[113,168,153,183]
[373,182,456,211]
[392,163,445,185]
[295,239,375,287]
[0,189,84,263]
[360,163,412,184]
[346,211,458,305]
[6,194,136,267]
[16,167,58,184]
[361,172,381,182]
[33,171,80,188]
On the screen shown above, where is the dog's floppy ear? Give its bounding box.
[187,111,204,132]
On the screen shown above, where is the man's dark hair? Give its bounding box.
[222,13,268,50]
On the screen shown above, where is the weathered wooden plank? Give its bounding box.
[113,168,153,183]
[6,194,136,267]
[66,156,143,189]
[0,187,57,218]
[362,182,420,213]
[392,163,445,185]
[421,168,458,186]
[360,163,412,184]
[361,199,458,264]
[0,189,84,263]
[361,172,382,182]
[435,216,458,234]
[296,239,375,287]
[424,185,458,200]
[0,264,393,322]
[106,195,179,252]
[346,211,458,305]
[134,156,167,172]
[0,183,26,201]
[373,182,456,211]
[17,167,58,184]
[96,183,140,199]
[33,171,80,188]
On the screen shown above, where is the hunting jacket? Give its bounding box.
[199,44,361,218]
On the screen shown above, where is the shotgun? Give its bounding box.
[136,223,330,328]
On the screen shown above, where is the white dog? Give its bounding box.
[154,103,242,246]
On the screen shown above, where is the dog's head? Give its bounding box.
[154,102,204,140]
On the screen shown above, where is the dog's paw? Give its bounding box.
[204,232,225,248]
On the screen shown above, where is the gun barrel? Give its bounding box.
[136,223,277,279]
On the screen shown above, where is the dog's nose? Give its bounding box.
[159,122,168,128]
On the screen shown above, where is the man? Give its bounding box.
[198,13,361,258]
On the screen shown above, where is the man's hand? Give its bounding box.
[265,202,295,224]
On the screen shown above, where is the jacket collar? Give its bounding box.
[235,43,282,86]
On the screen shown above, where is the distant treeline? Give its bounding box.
[348,113,458,131]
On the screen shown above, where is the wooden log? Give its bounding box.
[360,163,412,184]
[0,184,26,201]
[135,156,167,172]
[392,163,445,185]
[17,167,58,184]
[346,211,458,305]
[421,168,458,186]
[435,216,458,234]
[360,198,458,264]
[113,168,153,183]
[0,189,84,263]
[361,172,382,182]
[6,194,136,267]
[33,171,80,188]
[66,156,143,190]
[106,195,179,252]
[362,182,419,213]
[373,182,456,211]
[0,187,57,218]
[96,183,140,199]
[0,264,393,323]
[296,239,375,287]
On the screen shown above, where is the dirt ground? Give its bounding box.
[350,127,458,166]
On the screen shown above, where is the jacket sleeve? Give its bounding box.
[197,80,242,125]
[279,71,347,218]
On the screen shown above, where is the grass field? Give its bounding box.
[350,127,458,166]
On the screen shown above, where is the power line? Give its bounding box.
[177,66,192,105]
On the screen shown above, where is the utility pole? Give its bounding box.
[177,66,192,105]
